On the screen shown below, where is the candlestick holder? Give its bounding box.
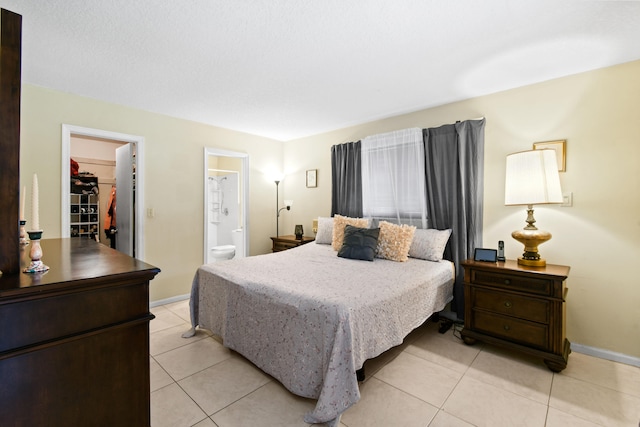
[23,230,49,273]
[19,220,29,245]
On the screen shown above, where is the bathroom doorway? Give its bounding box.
[204,147,249,264]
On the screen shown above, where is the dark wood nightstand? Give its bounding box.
[271,235,315,252]
[461,259,571,372]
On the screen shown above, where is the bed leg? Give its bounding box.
[356,367,365,382]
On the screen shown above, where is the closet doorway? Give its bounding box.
[61,125,145,259]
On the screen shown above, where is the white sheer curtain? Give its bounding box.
[361,128,427,227]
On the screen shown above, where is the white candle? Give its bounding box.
[20,186,26,221]
[32,174,40,230]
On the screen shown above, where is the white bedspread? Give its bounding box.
[187,242,453,426]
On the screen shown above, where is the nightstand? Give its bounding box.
[271,235,315,252]
[460,259,571,372]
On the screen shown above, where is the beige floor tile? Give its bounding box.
[151,306,190,333]
[151,323,209,356]
[340,377,439,427]
[164,298,193,323]
[193,418,218,427]
[562,352,640,398]
[545,407,603,427]
[210,381,314,427]
[444,375,547,427]
[550,374,640,426]
[151,382,208,427]
[150,356,175,392]
[360,345,403,380]
[405,327,481,373]
[374,351,462,408]
[155,336,232,381]
[466,346,553,404]
[428,410,475,427]
[179,356,271,416]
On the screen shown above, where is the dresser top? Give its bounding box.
[0,238,160,297]
[462,259,570,279]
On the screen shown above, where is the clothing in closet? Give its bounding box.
[104,186,117,249]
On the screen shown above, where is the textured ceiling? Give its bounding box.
[4,1,640,141]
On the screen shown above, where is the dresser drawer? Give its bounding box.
[473,310,548,349]
[472,287,549,323]
[471,269,552,296]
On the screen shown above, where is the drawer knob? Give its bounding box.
[503,324,511,331]
[504,279,511,285]
[504,301,512,308]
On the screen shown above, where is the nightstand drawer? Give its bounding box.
[471,269,552,296]
[274,241,299,251]
[473,311,548,348]
[473,288,549,323]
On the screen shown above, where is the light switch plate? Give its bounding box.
[562,192,573,207]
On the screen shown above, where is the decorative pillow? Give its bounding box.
[409,228,452,261]
[376,221,416,262]
[332,215,370,251]
[337,225,380,261]
[314,217,334,244]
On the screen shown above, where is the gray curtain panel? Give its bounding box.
[331,141,363,217]
[423,118,485,320]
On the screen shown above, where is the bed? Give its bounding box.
[185,220,454,426]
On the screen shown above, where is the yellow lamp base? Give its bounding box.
[517,257,547,267]
[512,227,552,268]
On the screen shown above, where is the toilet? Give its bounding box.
[210,229,244,263]
[210,245,235,262]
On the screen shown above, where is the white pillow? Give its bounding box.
[408,228,452,261]
[314,217,334,244]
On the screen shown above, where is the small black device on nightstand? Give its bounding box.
[474,248,497,262]
[497,240,506,262]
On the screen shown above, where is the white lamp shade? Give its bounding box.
[505,149,563,205]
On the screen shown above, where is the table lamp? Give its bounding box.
[505,149,563,266]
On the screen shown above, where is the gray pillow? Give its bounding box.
[314,216,334,244]
[338,225,380,261]
[408,228,452,261]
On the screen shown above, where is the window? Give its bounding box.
[361,128,427,227]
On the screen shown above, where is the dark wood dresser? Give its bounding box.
[270,235,315,252]
[461,259,570,372]
[0,238,160,426]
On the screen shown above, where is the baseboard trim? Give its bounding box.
[150,293,190,308]
[571,343,640,368]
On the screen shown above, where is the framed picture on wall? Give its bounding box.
[533,139,566,172]
[306,169,317,188]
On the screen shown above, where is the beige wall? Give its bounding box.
[19,60,639,359]
[283,60,640,359]
[19,85,284,302]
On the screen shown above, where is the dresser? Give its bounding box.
[460,259,570,372]
[270,235,315,252]
[0,238,160,426]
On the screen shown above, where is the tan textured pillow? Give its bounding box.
[376,221,416,262]
[332,215,370,251]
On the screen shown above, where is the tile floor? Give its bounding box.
[150,300,640,427]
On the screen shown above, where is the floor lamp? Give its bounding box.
[275,180,292,237]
